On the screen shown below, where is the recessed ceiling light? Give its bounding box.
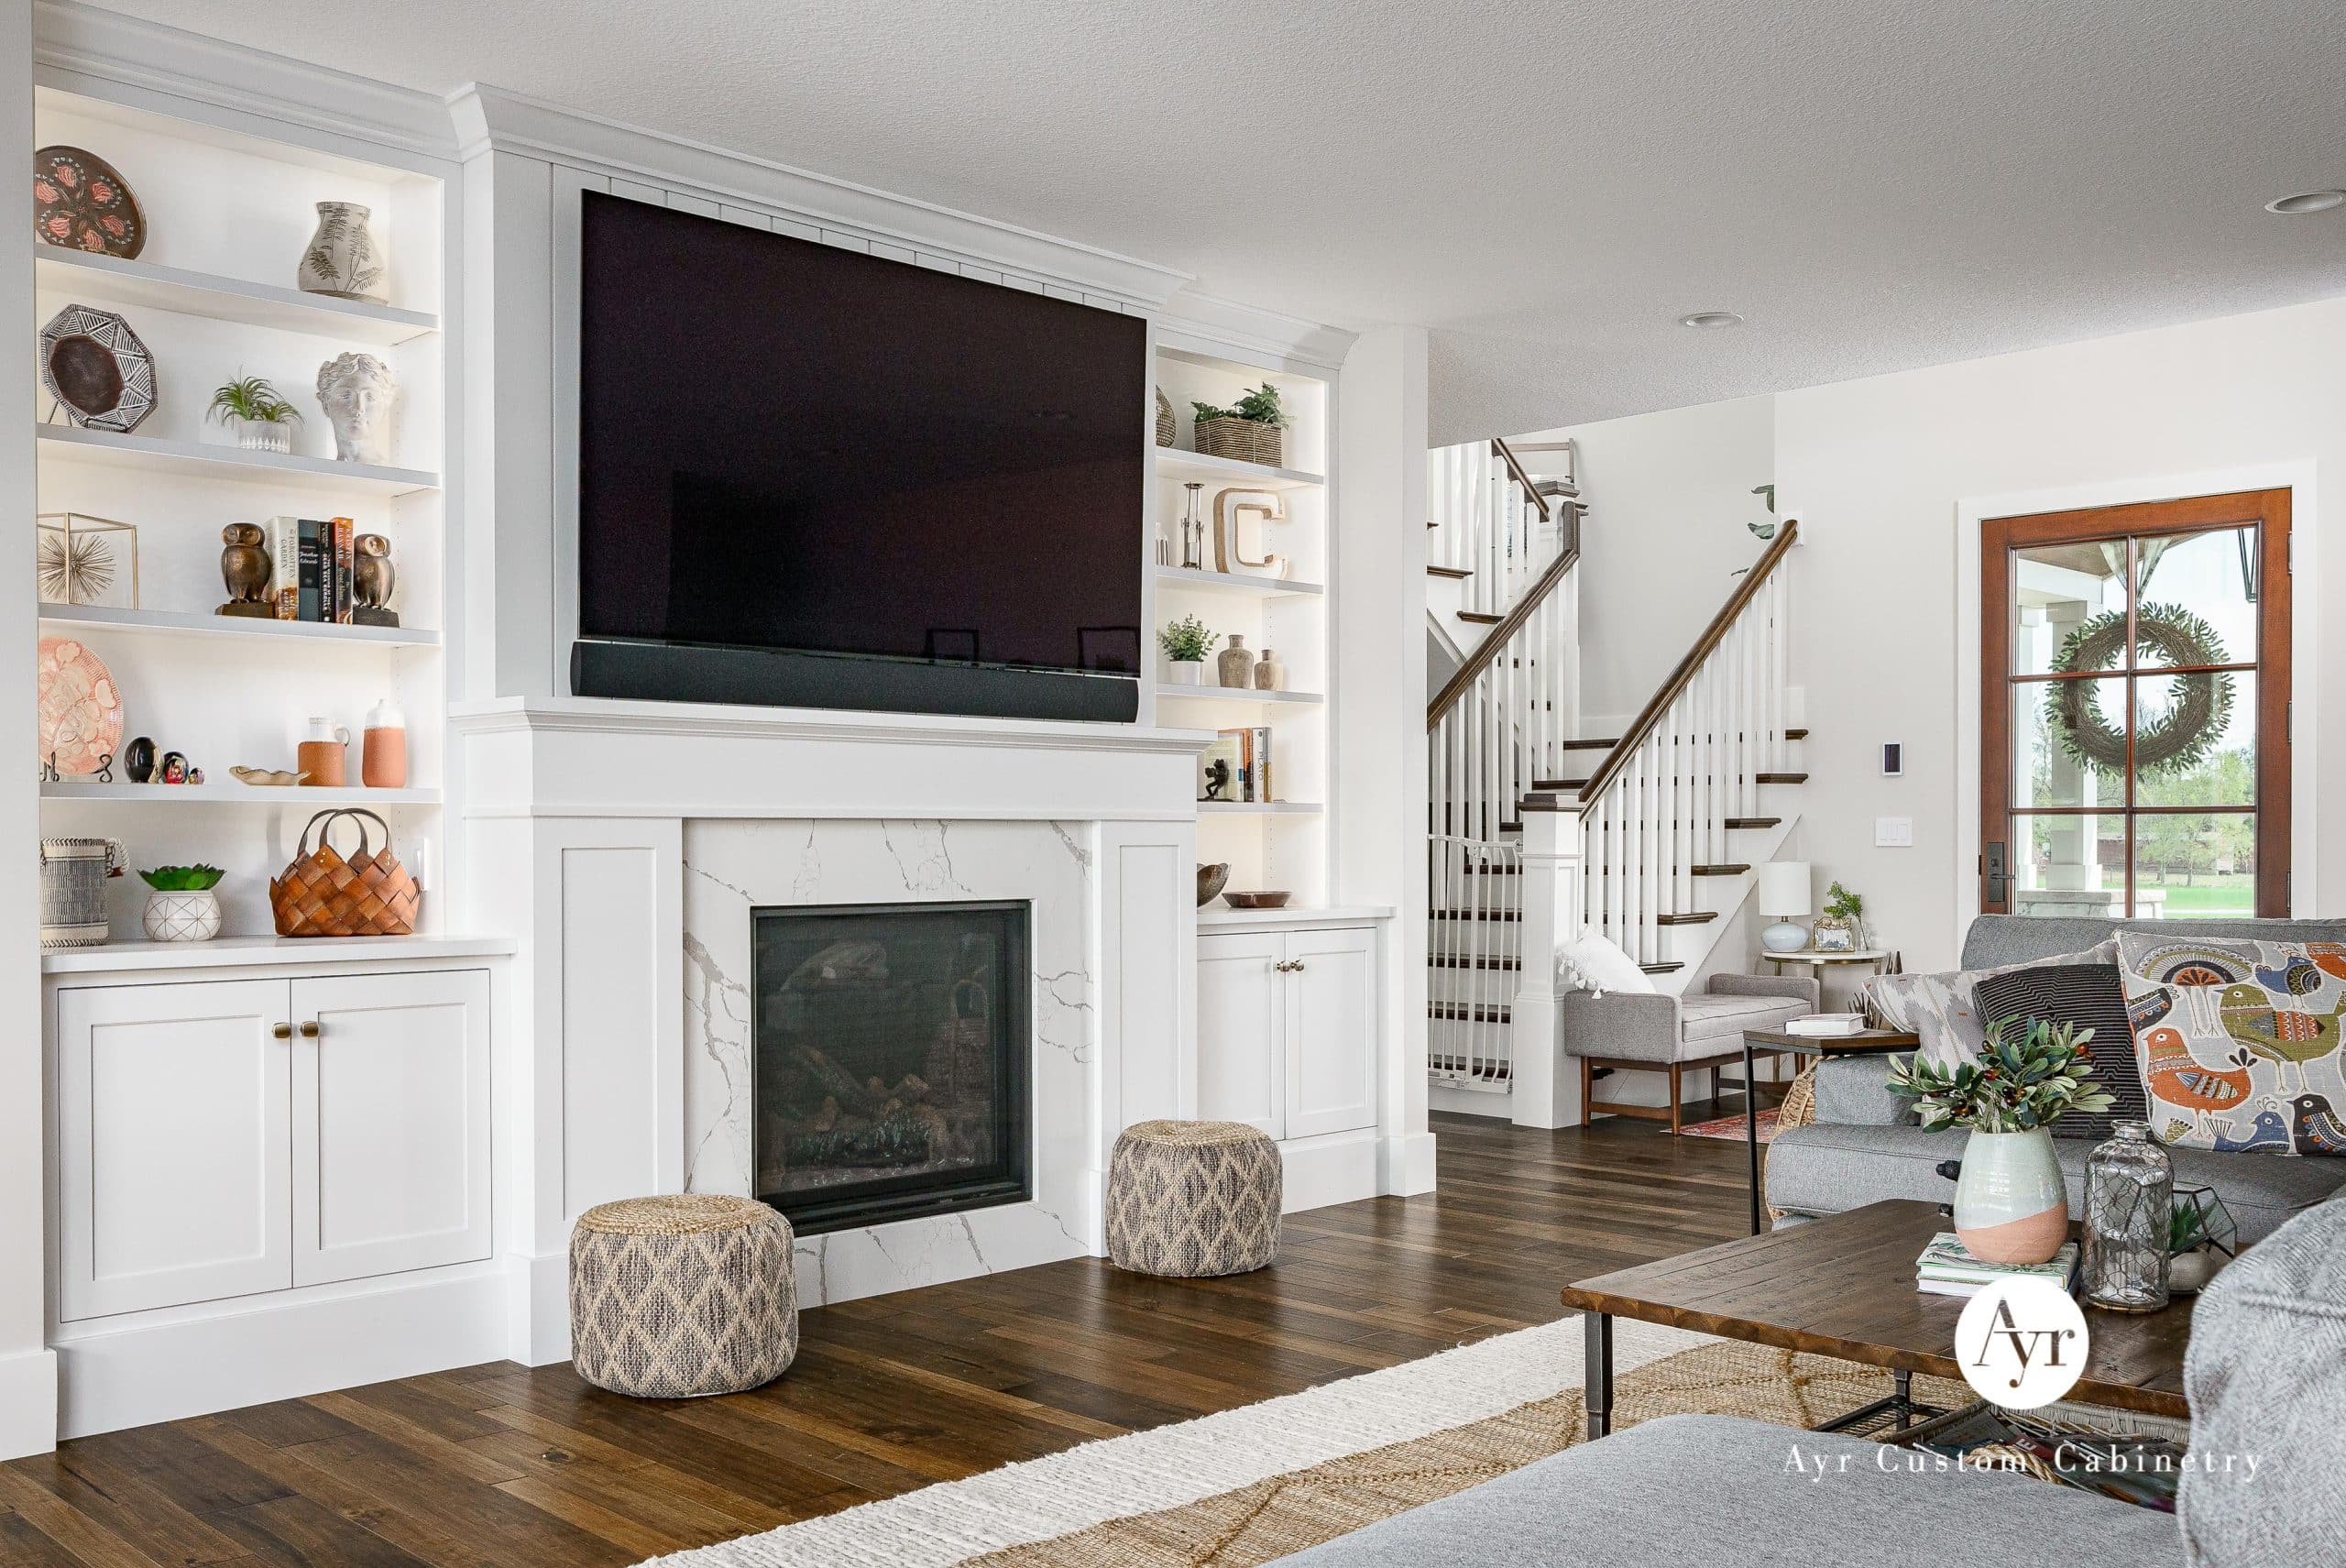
[1678,311,1743,329]
[2265,190,2346,214]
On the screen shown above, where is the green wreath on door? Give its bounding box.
[2043,603,2234,776]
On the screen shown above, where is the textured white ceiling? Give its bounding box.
[84,0,2346,441]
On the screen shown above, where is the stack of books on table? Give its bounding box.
[1915,1232,2080,1298]
[1784,1012,1870,1037]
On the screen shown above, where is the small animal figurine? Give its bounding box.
[2288,1092,2346,1157]
[352,532,397,626]
[217,522,272,616]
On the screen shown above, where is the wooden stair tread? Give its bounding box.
[1786,728,1809,740]
[1426,565,1472,579]
[1754,772,1809,784]
[1725,817,1780,829]
[1429,1003,1510,1023]
[1690,863,1751,876]
[1641,961,1684,974]
[1455,610,1506,625]
[1557,737,1621,750]
[1427,954,1522,970]
[1655,911,1718,925]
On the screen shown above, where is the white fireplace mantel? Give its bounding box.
[451,696,1207,1360]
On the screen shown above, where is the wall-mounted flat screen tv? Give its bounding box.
[574,192,1146,722]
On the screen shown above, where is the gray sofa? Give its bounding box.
[1766,916,2346,1243]
[1282,1181,2346,1566]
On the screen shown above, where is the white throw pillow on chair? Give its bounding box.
[1556,934,1655,997]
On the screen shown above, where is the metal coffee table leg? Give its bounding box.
[1584,1311,1613,1439]
[1744,1038,1763,1234]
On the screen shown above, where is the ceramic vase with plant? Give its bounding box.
[207,375,302,455]
[1814,879,1866,949]
[139,864,224,943]
[1158,614,1214,685]
[1887,1016,2113,1264]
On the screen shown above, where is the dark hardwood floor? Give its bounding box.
[0,1110,1749,1567]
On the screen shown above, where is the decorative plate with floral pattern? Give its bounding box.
[33,146,144,258]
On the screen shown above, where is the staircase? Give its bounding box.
[1425,466,1805,1126]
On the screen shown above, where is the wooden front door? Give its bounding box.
[1980,490,2291,919]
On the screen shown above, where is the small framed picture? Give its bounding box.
[1812,919,1856,953]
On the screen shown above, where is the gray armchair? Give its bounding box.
[1560,972,1818,1132]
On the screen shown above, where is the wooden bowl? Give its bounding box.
[1222,891,1291,909]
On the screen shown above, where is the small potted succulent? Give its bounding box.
[206,374,303,455]
[1813,879,1865,950]
[1158,613,1214,685]
[1190,382,1288,467]
[2167,1186,2238,1294]
[1887,1017,2113,1264]
[139,864,225,943]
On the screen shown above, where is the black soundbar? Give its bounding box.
[570,639,1140,724]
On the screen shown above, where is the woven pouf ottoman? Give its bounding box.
[1105,1119,1282,1277]
[568,1194,798,1398]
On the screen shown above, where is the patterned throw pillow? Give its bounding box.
[2116,932,2346,1157]
[1972,963,2147,1142]
[1862,938,2119,1072]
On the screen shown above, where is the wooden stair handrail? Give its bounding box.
[1576,520,1800,803]
[1426,503,1582,729]
[1490,436,1551,521]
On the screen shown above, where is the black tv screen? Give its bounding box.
[576,192,1146,718]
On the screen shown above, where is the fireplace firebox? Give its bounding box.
[751,901,1030,1234]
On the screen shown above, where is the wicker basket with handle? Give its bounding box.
[1192,415,1283,467]
[271,807,420,937]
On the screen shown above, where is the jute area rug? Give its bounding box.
[641,1320,1976,1568]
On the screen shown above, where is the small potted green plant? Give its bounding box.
[1157,613,1215,685]
[138,864,225,943]
[206,374,303,455]
[1814,879,1865,950]
[1887,1017,2113,1264]
[1190,382,1288,467]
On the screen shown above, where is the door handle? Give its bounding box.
[1984,840,2009,906]
[271,1022,292,1041]
[299,1020,322,1038]
[1289,960,1307,973]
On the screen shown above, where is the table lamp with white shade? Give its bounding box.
[1757,861,1813,954]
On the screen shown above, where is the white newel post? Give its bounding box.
[1511,801,1584,1129]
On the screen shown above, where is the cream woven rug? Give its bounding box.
[638,1319,1952,1568]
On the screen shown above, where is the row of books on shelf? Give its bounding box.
[271,516,358,623]
[1199,727,1274,804]
[1915,1231,2079,1299]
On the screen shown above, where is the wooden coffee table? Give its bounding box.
[1560,1200,2193,1441]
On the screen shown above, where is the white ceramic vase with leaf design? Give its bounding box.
[1953,1126,2068,1264]
[297,202,387,303]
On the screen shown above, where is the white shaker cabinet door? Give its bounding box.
[1281,927,1378,1139]
[1195,931,1286,1138]
[57,979,293,1320]
[290,969,492,1287]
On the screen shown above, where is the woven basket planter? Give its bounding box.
[1155,386,1175,447]
[1105,1119,1281,1277]
[1192,416,1283,468]
[569,1194,797,1398]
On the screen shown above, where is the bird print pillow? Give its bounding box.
[2117,933,2346,1157]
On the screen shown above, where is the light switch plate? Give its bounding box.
[1876,817,1913,848]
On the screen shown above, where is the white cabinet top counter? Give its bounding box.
[1196,905,1394,930]
[43,936,518,976]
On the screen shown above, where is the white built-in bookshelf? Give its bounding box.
[31,83,451,943]
[1147,343,1332,907]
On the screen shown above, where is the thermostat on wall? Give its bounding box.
[1882,742,1902,776]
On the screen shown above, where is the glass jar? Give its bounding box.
[2082,1123,2172,1312]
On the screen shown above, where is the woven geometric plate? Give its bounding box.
[39,303,156,433]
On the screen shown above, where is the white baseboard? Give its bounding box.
[0,1346,59,1460]
[1428,1083,1511,1119]
[507,1248,573,1366]
[1279,1129,1380,1212]
[1378,1130,1437,1196]
[57,1267,507,1438]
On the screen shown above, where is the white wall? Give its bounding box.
[1514,395,1775,720]
[1567,295,2346,976]
[1,7,59,1463]
[1336,325,1434,1194]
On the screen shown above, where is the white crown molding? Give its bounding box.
[32,0,458,161]
[1157,289,1359,372]
[447,83,1193,311]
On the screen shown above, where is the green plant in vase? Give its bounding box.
[206,375,303,455]
[1815,879,1866,948]
[137,865,225,944]
[1158,614,1215,684]
[1888,1017,2114,1265]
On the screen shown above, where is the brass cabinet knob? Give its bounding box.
[299,1020,322,1038]
[271,1022,292,1041]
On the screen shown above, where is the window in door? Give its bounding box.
[1981,489,2291,919]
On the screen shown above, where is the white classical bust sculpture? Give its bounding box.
[315,351,396,466]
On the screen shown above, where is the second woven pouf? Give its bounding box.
[1106,1119,1282,1277]
[569,1193,797,1398]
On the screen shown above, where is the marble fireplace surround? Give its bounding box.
[684,817,1100,1306]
